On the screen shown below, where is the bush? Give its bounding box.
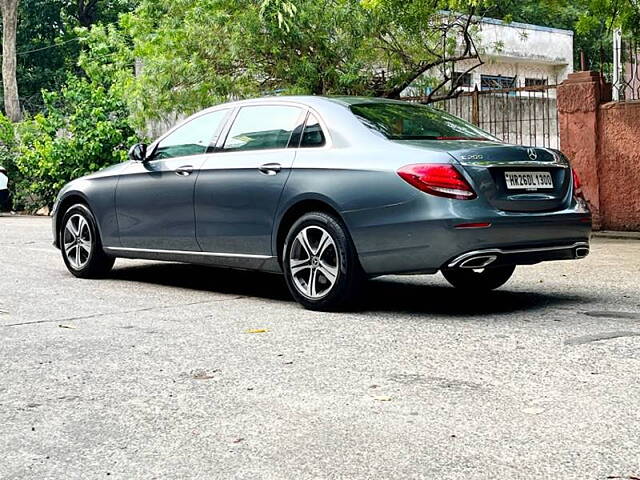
[8,75,140,210]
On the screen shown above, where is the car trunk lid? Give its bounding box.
[449,144,571,212]
[394,140,571,212]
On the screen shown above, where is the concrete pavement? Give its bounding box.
[1,216,639,479]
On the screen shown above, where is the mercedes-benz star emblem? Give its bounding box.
[527,148,538,161]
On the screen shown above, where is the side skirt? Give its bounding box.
[103,246,282,273]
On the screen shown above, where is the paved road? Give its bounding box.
[1,216,639,480]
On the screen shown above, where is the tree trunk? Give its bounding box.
[76,0,99,29]
[1,0,21,122]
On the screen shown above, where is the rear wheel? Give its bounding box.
[283,212,363,311]
[60,204,115,278]
[442,265,516,291]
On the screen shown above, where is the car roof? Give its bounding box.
[323,96,413,107]
[212,95,415,110]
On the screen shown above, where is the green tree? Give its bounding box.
[9,75,139,209]
[81,0,489,127]
[2,0,138,114]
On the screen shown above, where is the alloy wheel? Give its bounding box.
[289,226,339,299]
[63,213,92,270]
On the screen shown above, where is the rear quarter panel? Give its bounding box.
[274,143,454,261]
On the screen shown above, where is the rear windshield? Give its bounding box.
[350,102,495,141]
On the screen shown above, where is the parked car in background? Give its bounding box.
[0,165,9,211]
[52,96,592,311]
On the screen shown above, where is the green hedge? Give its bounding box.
[1,76,140,211]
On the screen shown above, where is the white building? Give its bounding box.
[405,17,574,96]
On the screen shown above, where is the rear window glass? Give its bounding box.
[350,102,495,141]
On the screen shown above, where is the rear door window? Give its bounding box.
[223,105,303,152]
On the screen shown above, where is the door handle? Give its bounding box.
[259,163,282,175]
[175,165,194,176]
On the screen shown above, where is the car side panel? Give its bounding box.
[115,157,206,250]
[195,149,296,256]
[273,147,423,258]
[54,175,121,248]
[276,147,590,276]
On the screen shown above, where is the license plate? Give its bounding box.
[504,171,553,190]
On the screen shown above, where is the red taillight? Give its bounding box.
[572,169,584,199]
[397,164,476,200]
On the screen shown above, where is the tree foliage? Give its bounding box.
[2,0,639,212]
[3,0,137,114]
[79,0,490,127]
[7,75,138,209]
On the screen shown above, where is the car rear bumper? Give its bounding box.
[344,196,592,275]
[446,241,589,270]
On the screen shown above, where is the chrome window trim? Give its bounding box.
[457,160,570,169]
[104,246,273,260]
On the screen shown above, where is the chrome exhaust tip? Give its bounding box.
[575,247,590,259]
[459,255,498,269]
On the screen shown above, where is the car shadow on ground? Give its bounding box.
[109,262,588,317]
[109,262,291,301]
[361,277,585,316]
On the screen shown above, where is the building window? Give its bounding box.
[525,78,548,87]
[452,72,472,88]
[481,75,516,90]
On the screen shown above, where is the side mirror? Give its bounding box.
[128,143,148,162]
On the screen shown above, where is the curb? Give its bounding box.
[592,231,640,241]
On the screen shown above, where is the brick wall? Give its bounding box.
[558,71,640,231]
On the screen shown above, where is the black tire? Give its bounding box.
[441,264,516,291]
[283,211,363,311]
[59,204,115,278]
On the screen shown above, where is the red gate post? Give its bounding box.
[557,71,605,229]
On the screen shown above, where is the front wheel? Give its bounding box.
[60,204,115,278]
[441,265,516,291]
[283,212,363,311]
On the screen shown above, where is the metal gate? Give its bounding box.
[404,84,560,149]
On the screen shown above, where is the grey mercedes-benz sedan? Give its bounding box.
[52,96,591,310]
